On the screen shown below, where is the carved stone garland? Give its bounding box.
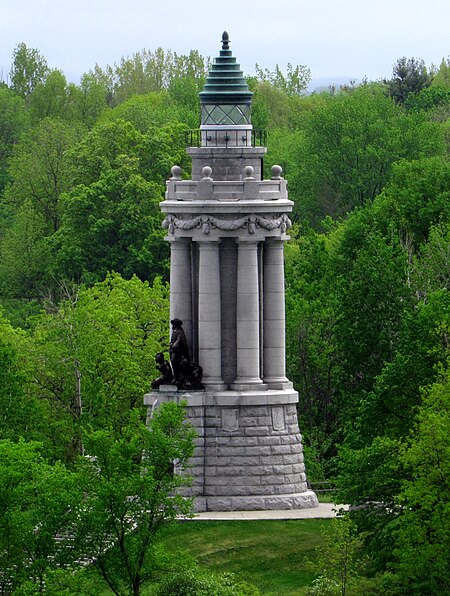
[162,213,292,235]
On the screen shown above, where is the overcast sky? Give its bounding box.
[1,0,449,87]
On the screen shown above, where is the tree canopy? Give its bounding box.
[0,41,449,593]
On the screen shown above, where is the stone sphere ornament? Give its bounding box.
[244,165,255,179]
[271,164,283,179]
[202,165,213,179]
[170,165,182,180]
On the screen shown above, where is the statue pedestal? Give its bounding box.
[144,388,318,512]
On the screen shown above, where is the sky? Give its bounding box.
[1,0,449,88]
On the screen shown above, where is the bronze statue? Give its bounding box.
[151,319,204,390]
[169,318,190,386]
[151,352,173,388]
[180,356,204,390]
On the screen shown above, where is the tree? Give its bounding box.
[387,57,431,105]
[0,199,53,298]
[3,117,83,234]
[55,148,168,283]
[306,517,367,596]
[0,439,80,593]
[9,42,49,99]
[90,47,209,107]
[0,87,29,193]
[255,62,311,96]
[372,156,450,249]
[16,273,169,463]
[431,57,450,88]
[336,437,404,573]
[76,404,196,596]
[78,72,110,126]
[391,370,450,594]
[405,85,450,117]
[29,69,82,123]
[272,85,445,227]
[284,227,341,472]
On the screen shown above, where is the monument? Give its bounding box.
[144,32,318,512]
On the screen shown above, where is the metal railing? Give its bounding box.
[185,128,267,148]
[309,480,335,494]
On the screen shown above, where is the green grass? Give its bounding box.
[159,519,332,594]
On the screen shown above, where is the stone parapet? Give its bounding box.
[165,176,287,202]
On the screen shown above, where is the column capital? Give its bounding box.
[167,236,191,245]
[236,238,260,247]
[196,238,221,244]
[265,237,286,245]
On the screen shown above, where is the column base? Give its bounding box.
[203,378,227,391]
[263,377,293,390]
[231,379,267,392]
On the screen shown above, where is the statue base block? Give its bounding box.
[144,388,318,512]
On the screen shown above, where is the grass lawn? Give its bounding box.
[160,518,331,594]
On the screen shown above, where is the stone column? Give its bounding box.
[169,238,192,356]
[197,240,224,388]
[233,239,263,388]
[263,239,289,388]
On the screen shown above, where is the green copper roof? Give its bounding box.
[200,32,253,106]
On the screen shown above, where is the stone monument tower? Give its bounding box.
[145,33,318,512]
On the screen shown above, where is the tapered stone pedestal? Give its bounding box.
[144,388,318,512]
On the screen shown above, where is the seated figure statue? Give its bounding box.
[151,352,173,389]
[180,356,204,390]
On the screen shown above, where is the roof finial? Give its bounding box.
[222,31,230,50]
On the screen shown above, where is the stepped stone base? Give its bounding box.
[144,387,319,513]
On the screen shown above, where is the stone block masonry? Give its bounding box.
[144,389,318,512]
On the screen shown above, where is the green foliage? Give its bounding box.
[387,57,431,105]
[413,223,450,295]
[373,156,450,248]
[19,273,169,461]
[431,57,450,88]
[306,517,367,596]
[255,63,311,96]
[78,72,110,126]
[53,116,173,284]
[0,439,80,593]
[0,87,29,193]
[0,199,53,298]
[76,403,196,595]
[9,42,49,99]
[90,48,209,107]
[0,117,83,297]
[29,69,76,122]
[356,291,450,442]
[268,85,445,227]
[156,568,260,596]
[2,117,83,233]
[390,371,450,594]
[405,84,450,115]
[336,438,403,574]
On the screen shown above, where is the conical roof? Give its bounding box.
[200,32,253,105]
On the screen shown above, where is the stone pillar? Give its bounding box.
[233,239,263,388]
[169,238,192,356]
[263,239,289,388]
[197,240,224,388]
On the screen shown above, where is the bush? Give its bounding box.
[155,568,260,596]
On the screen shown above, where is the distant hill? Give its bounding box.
[308,76,361,93]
